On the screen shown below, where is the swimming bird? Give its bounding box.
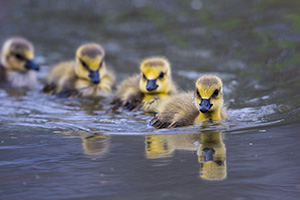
[151,75,227,128]
[0,37,39,87]
[111,57,177,113]
[43,43,115,97]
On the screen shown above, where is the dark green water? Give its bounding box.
[0,0,300,199]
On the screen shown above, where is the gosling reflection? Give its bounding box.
[81,134,111,158]
[145,135,174,159]
[198,131,226,180]
[145,131,226,180]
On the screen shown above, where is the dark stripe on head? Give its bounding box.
[143,60,165,68]
[81,45,104,58]
[10,38,33,52]
[198,76,220,86]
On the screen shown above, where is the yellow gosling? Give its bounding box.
[151,75,227,129]
[43,43,115,97]
[111,57,177,113]
[0,37,39,87]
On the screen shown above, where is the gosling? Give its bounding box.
[43,43,115,97]
[111,57,177,113]
[151,75,227,128]
[0,37,39,87]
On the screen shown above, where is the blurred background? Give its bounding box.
[0,0,299,199]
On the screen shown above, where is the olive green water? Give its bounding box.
[0,0,300,199]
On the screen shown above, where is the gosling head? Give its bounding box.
[194,75,223,114]
[74,43,106,84]
[139,57,171,94]
[1,37,39,72]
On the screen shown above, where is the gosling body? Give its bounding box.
[151,75,227,129]
[0,37,39,87]
[111,57,177,113]
[43,43,115,98]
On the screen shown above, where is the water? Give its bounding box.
[0,0,300,199]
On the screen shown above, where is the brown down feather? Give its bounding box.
[111,74,144,111]
[150,92,199,129]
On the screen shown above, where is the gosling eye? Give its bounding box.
[14,53,25,61]
[80,59,88,69]
[212,89,219,97]
[158,72,164,79]
[143,73,147,80]
[196,89,201,98]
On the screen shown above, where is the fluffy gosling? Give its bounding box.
[0,37,39,87]
[111,57,177,113]
[151,75,227,128]
[43,43,115,97]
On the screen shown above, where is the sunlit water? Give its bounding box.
[0,0,300,199]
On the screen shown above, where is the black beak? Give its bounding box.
[202,148,215,162]
[199,99,213,113]
[146,79,158,91]
[25,59,39,71]
[89,70,100,84]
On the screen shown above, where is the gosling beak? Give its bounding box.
[202,148,215,162]
[199,99,213,113]
[89,70,100,84]
[146,79,158,91]
[25,59,39,71]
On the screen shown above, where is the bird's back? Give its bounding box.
[151,92,199,129]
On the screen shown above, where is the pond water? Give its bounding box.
[0,0,300,199]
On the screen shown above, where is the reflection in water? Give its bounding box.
[198,131,226,181]
[145,135,174,159]
[145,131,226,180]
[61,130,111,157]
[81,134,111,157]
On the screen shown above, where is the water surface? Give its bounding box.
[0,0,300,199]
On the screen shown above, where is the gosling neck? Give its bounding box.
[143,92,170,104]
[144,90,169,96]
[194,108,222,124]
